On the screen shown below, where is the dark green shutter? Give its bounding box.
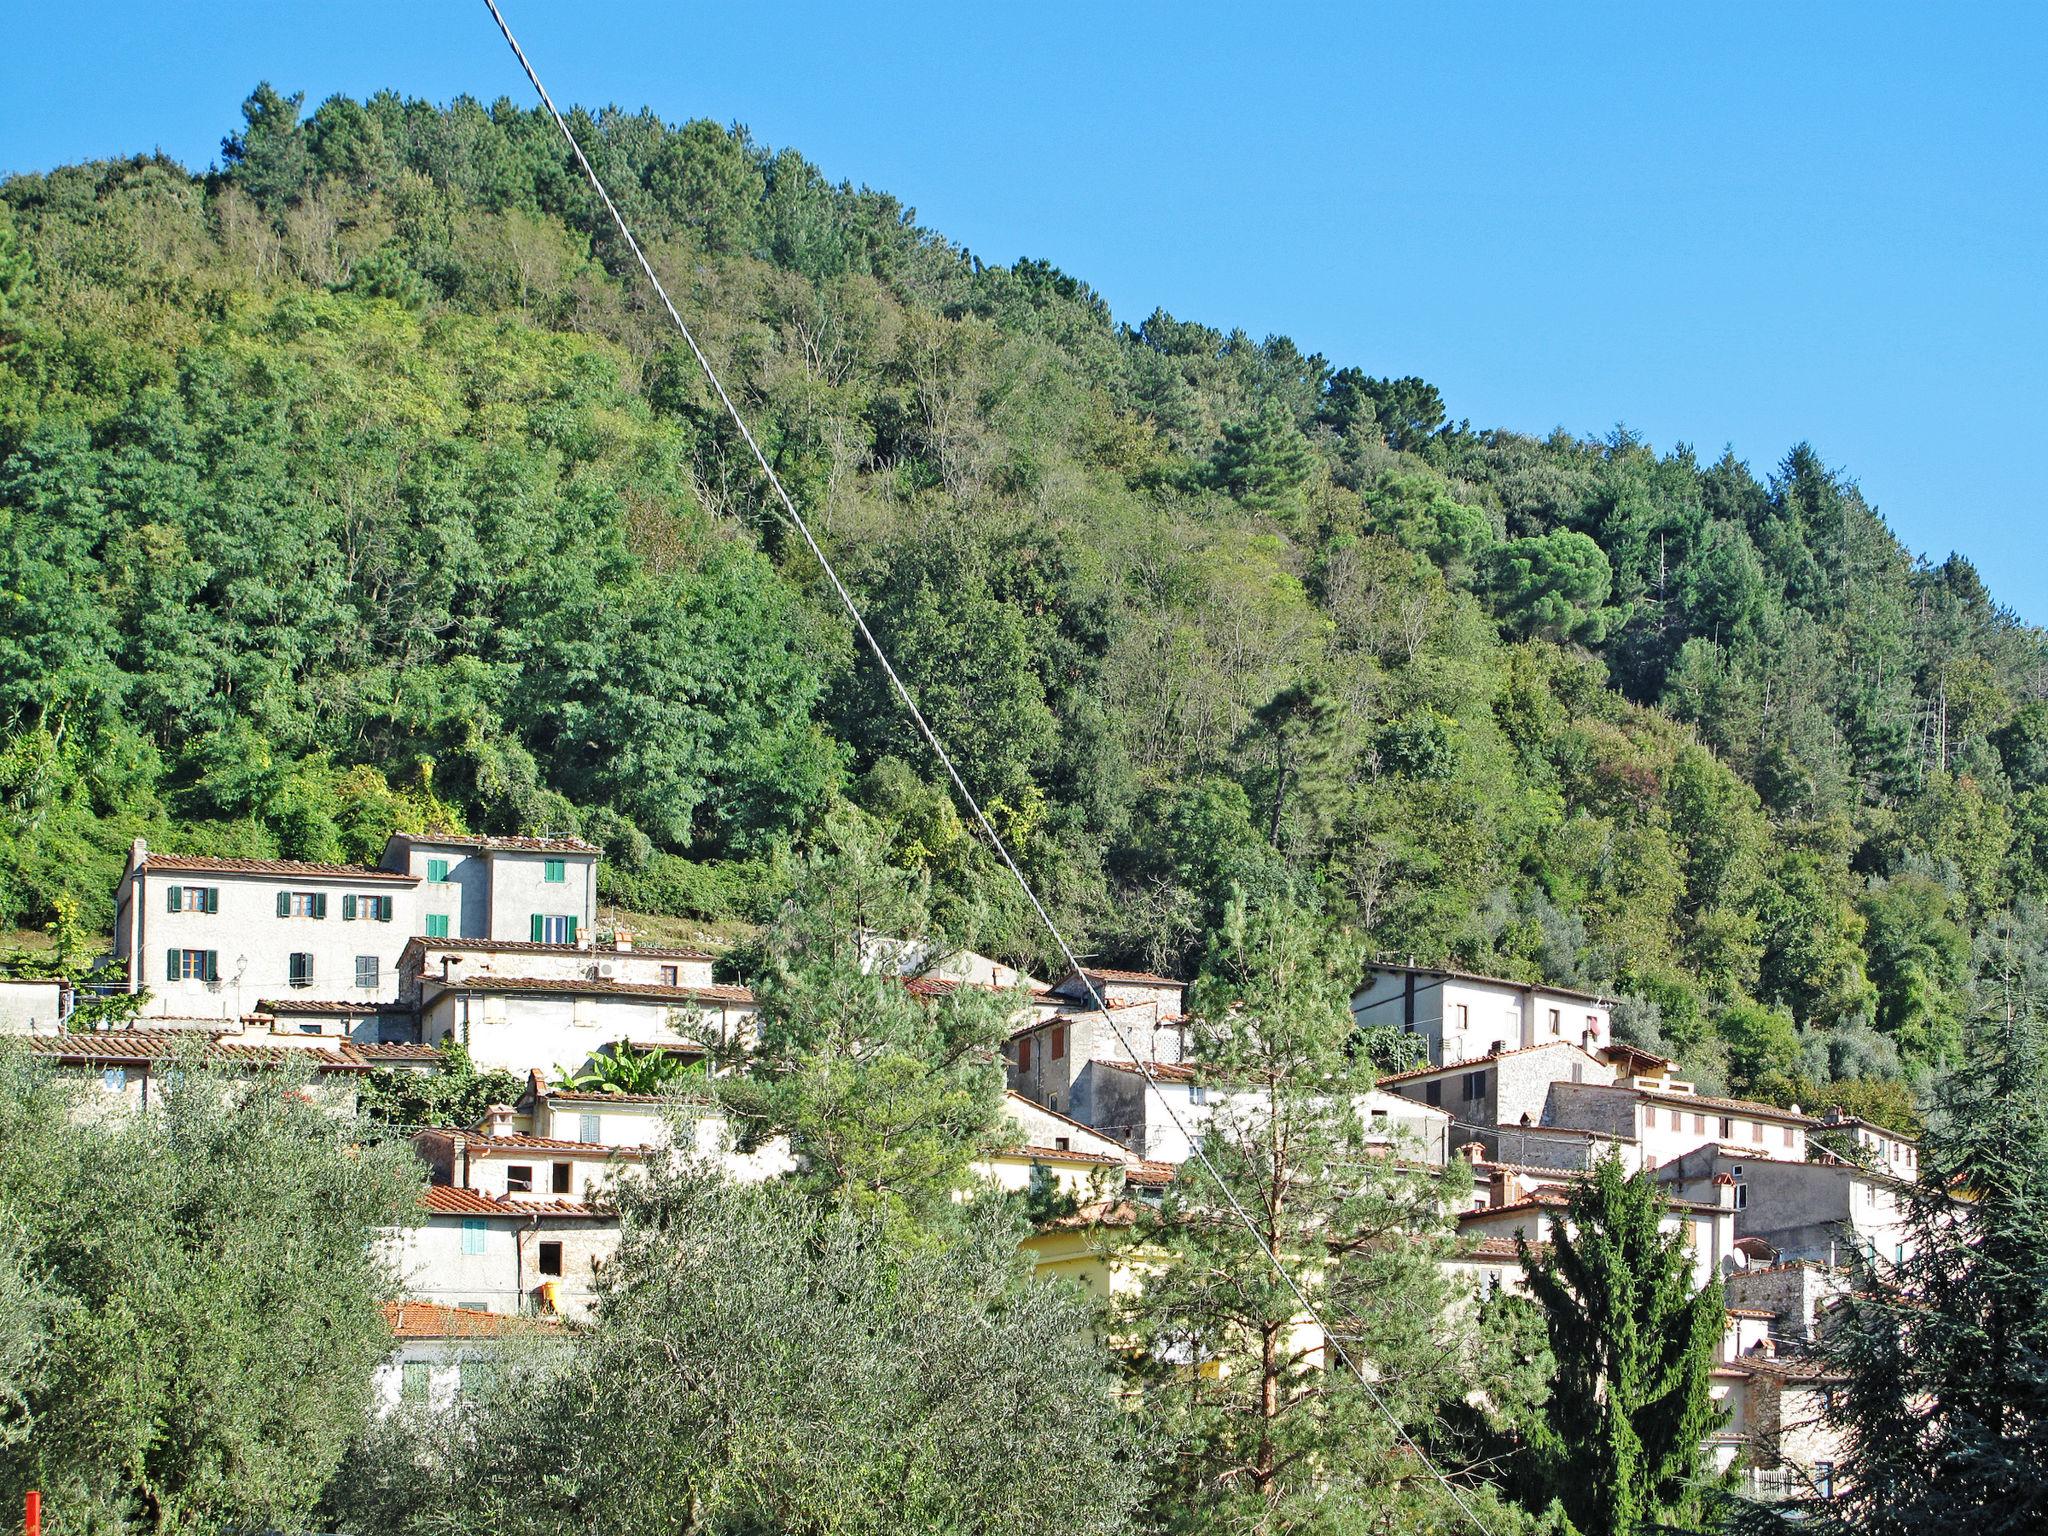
[166,949,179,982]
[204,951,219,983]
[277,891,291,918]
[530,913,544,942]
[566,916,578,945]
[343,895,357,921]
[166,885,181,913]
[378,897,393,922]
[205,888,219,914]
[313,893,327,920]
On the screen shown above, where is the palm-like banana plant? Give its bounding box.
[557,1040,704,1095]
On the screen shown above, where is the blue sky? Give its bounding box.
[6,2,2045,622]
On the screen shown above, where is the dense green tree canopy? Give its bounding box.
[2,82,2044,1117]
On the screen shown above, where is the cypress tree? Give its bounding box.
[1813,902,2048,1534]
[1519,1154,1725,1536]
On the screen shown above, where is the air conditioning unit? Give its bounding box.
[592,962,616,980]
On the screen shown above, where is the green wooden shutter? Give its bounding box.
[566,916,578,944]
[277,891,291,918]
[343,895,357,921]
[166,949,179,982]
[204,951,219,983]
[205,888,219,913]
[166,885,181,913]
[313,893,327,919]
[378,897,393,922]
[530,913,544,942]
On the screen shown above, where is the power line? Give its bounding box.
[475,5,1498,1528]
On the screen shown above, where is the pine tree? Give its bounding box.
[1813,901,2048,1534]
[1519,1155,1725,1536]
[1120,888,1484,1532]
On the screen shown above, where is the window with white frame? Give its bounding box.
[167,885,218,913]
[166,949,218,982]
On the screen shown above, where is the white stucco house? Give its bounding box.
[1352,961,1613,1066]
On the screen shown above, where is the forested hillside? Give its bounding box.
[3,86,2044,1117]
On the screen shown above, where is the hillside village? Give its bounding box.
[0,830,1919,1503]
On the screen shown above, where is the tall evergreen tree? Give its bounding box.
[1518,1155,1725,1536]
[1813,900,2048,1535]
[1120,888,1486,1533]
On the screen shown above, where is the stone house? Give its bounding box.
[112,833,599,1024]
[374,1301,564,1414]
[1376,1040,1614,1167]
[395,1184,616,1318]
[1656,1145,1915,1268]
[1351,962,1612,1066]
[1813,1108,1919,1181]
[12,1028,373,1113]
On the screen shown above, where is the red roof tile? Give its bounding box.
[397,833,600,853]
[1096,1059,1199,1084]
[1060,966,1186,988]
[404,937,717,962]
[142,853,418,882]
[1376,1039,1604,1086]
[426,975,753,1005]
[384,1300,564,1338]
[417,1186,600,1217]
[416,1128,647,1158]
[1125,1159,1178,1187]
[1006,1144,1127,1167]
[20,1032,371,1072]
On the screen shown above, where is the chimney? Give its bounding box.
[131,836,149,869]
[527,1067,546,1106]
[613,927,634,952]
[481,1103,518,1139]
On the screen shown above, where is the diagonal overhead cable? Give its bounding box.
[476,5,1497,1528]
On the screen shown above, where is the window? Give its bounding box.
[1751,1120,1764,1143]
[1452,1002,1470,1029]
[1425,1080,1443,1107]
[1571,1063,1585,1083]
[543,858,567,883]
[538,1240,564,1277]
[167,885,218,914]
[166,948,218,982]
[1694,1113,1706,1134]
[1018,1037,1034,1072]
[659,965,679,986]
[552,1162,572,1194]
[1547,1007,1561,1034]
[289,952,314,988]
[1462,1071,1487,1101]
[1719,1116,1733,1140]
[427,858,450,883]
[1734,1183,1748,1210]
[1048,1093,1059,1113]
[1646,1107,1659,1130]
[457,1359,496,1397]
[460,1218,489,1256]
[1586,1013,1599,1034]
[278,891,327,919]
[355,956,380,990]
[1783,1124,1796,1147]
[1054,1136,1070,1152]
[1188,1084,1208,1106]
[1050,1024,1067,1061]
[531,914,576,944]
[343,894,393,922]
[425,913,450,939]
[101,1067,127,1092]
[401,1360,430,1401]
[578,1113,600,1143]
[1814,1462,1835,1501]
[505,1165,534,1193]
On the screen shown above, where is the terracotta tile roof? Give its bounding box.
[1096,1059,1199,1084]
[902,974,1045,999]
[384,1300,563,1338]
[540,1089,674,1104]
[253,998,402,1015]
[1005,1143,1128,1167]
[19,1031,372,1072]
[416,1127,647,1158]
[142,853,418,882]
[417,1185,600,1217]
[1376,1039,1604,1087]
[351,1042,443,1062]
[427,975,753,1005]
[1058,966,1186,989]
[397,833,600,853]
[1726,1307,1777,1320]
[403,937,718,962]
[1360,960,1611,1006]
[1461,1235,1536,1261]
[1038,1197,1141,1231]
[1125,1159,1178,1187]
